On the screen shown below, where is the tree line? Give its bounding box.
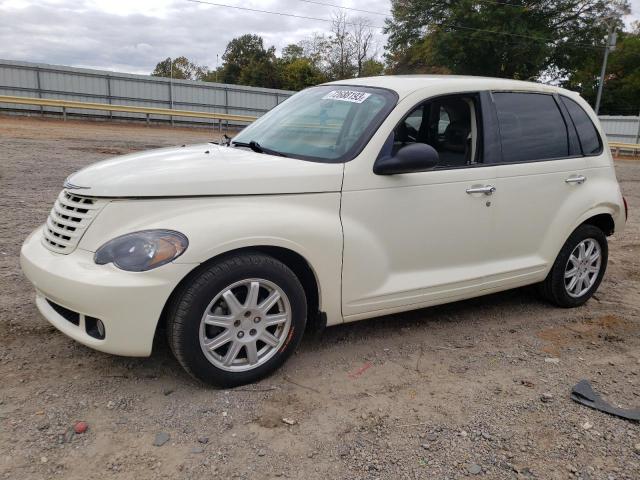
[152,1,639,115]
[152,12,383,92]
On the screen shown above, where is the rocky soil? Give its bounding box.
[1,115,639,480]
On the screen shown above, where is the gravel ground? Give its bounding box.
[1,114,639,480]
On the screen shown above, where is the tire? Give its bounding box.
[167,252,307,387]
[538,224,608,308]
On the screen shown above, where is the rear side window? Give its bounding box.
[560,96,602,155]
[493,92,569,163]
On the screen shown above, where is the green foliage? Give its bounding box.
[280,57,327,91]
[564,29,640,115]
[385,0,629,81]
[220,34,276,87]
[360,59,385,77]
[151,56,207,80]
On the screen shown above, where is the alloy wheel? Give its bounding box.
[564,238,601,298]
[199,278,292,372]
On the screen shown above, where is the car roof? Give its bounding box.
[325,75,580,100]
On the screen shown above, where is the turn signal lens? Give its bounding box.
[94,230,188,272]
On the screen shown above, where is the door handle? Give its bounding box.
[565,175,587,185]
[466,185,496,195]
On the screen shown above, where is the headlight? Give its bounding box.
[94,230,188,271]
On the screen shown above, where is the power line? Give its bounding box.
[294,0,387,17]
[186,0,383,27]
[186,0,606,50]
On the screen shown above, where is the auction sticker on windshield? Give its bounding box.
[322,90,372,103]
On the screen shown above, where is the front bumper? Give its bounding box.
[20,227,196,356]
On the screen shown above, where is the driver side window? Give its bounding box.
[390,94,480,168]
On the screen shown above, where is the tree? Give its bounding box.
[278,43,326,90]
[299,12,383,81]
[351,17,376,77]
[384,0,630,81]
[280,58,327,90]
[220,34,280,88]
[564,26,640,115]
[152,56,207,80]
[360,58,385,77]
[326,12,357,80]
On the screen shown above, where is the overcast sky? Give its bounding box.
[1,0,638,75]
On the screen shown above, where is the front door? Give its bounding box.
[341,93,498,319]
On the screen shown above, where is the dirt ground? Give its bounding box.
[1,115,639,480]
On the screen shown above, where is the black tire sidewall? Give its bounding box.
[548,225,608,307]
[170,255,307,387]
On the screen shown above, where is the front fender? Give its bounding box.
[78,194,344,325]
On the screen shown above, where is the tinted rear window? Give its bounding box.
[494,92,569,163]
[560,96,602,155]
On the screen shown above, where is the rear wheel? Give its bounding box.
[539,224,608,308]
[167,252,307,387]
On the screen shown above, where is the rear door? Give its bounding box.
[486,91,589,289]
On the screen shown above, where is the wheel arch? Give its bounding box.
[156,245,324,340]
[580,212,615,236]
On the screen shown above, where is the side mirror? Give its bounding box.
[373,143,440,175]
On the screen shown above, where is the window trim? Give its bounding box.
[558,94,604,157]
[375,91,485,172]
[487,90,579,165]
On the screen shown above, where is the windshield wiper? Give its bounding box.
[232,140,288,157]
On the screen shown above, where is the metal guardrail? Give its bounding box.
[609,142,640,157]
[2,95,640,156]
[0,95,257,128]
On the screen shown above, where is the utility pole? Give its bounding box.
[595,25,617,115]
[169,57,174,126]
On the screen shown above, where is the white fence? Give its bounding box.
[599,116,640,144]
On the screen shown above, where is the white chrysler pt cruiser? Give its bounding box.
[21,76,627,386]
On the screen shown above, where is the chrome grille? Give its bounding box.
[42,190,106,254]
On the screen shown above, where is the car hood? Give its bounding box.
[65,143,344,197]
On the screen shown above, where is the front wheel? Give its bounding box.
[539,224,608,308]
[167,252,307,387]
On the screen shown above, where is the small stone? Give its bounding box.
[153,432,170,446]
[197,436,209,444]
[190,446,204,454]
[425,433,437,442]
[421,443,429,450]
[257,449,266,457]
[633,443,640,454]
[468,463,482,475]
[282,417,296,425]
[162,388,174,396]
[74,421,88,434]
[541,393,554,403]
[545,357,560,364]
[582,421,593,430]
[106,401,116,410]
[40,457,48,464]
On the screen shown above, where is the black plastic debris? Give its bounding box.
[571,379,640,422]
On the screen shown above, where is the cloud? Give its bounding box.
[3,0,636,75]
[0,0,390,74]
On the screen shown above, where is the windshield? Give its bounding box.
[232,85,398,163]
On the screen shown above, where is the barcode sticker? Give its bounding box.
[322,90,371,103]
